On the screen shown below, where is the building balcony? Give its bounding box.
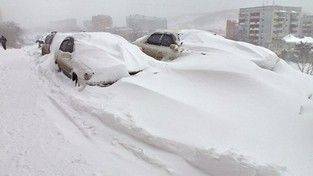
[249,22,258,24]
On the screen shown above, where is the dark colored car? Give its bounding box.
[41,31,57,55]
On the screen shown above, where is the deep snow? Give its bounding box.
[0,30,312,176]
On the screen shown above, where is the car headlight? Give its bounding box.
[84,73,93,80]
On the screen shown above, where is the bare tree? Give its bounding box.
[0,21,24,48]
[293,42,313,75]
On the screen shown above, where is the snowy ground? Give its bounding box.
[0,33,313,176]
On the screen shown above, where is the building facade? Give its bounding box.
[238,5,302,48]
[226,20,238,40]
[92,15,113,31]
[126,15,167,33]
[301,15,313,37]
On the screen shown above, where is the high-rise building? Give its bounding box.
[238,5,302,48]
[92,15,113,31]
[226,20,238,40]
[301,15,313,37]
[126,15,167,33]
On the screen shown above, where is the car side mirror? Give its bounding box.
[170,44,179,51]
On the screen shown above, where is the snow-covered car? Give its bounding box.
[54,32,156,87]
[132,30,183,60]
[135,29,280,70]
[41,31,57,55]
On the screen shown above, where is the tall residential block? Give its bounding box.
[226,20,238,40]
[92,15,113,31]
[238,5,302,48]
[301,15,313,37]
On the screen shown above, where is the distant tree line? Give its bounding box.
[0,21,24,48]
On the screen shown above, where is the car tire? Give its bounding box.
[72,72,79,86]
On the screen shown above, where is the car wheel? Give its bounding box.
[72,72,79,86]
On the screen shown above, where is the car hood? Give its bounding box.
[70,32,158,83]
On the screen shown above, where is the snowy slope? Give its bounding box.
[0,30,313,176]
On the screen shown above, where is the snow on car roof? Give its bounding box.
[72,32,157,71]
[69,32,159,83]
[178,29,280,70]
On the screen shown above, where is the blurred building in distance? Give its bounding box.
[300,15,313,37]
[237,5,302,48]
[126,15,167,33]
[92,15,113,31]
[226,20,238,40]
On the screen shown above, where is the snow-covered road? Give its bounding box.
[0,47,207,176]
[1,39,312,176]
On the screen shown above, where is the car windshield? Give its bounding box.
[146,33,162,45]
[59,37,74,53]
[44,34,54,44]
[160,34,176,46]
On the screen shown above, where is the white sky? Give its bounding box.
[0,0,312,28]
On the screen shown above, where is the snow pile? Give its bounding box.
[180,29,280,70]
[71,32,158,83]
[49,32,74,53]
[283,34,313,44]
[0,29,313,176]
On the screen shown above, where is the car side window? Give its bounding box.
[146,33,162,46]
[45,34,54,44]
[160,34,176,47]
[59,37,74,53]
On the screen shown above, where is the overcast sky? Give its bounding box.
[0,0,312,28]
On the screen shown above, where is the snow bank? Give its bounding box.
[35,29,313,175]
[71,32,158,83]
[180,29,280,70]
[2,29,313,176]
[283,34,313,44]
[49,32,73,54]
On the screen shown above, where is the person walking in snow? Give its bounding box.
[0,35,7,50]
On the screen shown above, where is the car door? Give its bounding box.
[57,37,74,78]
[159,34,178,59]
[142,33,164,60]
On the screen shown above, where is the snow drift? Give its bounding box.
[0,29,312,176]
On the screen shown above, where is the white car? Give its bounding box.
[132,30,183,60]
[134,29,280,70]
[54,32,155,88]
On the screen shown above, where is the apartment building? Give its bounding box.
[301,15,313,37]
[226,20,238,40]
[238,5,302,48]
[92,15,113,31]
